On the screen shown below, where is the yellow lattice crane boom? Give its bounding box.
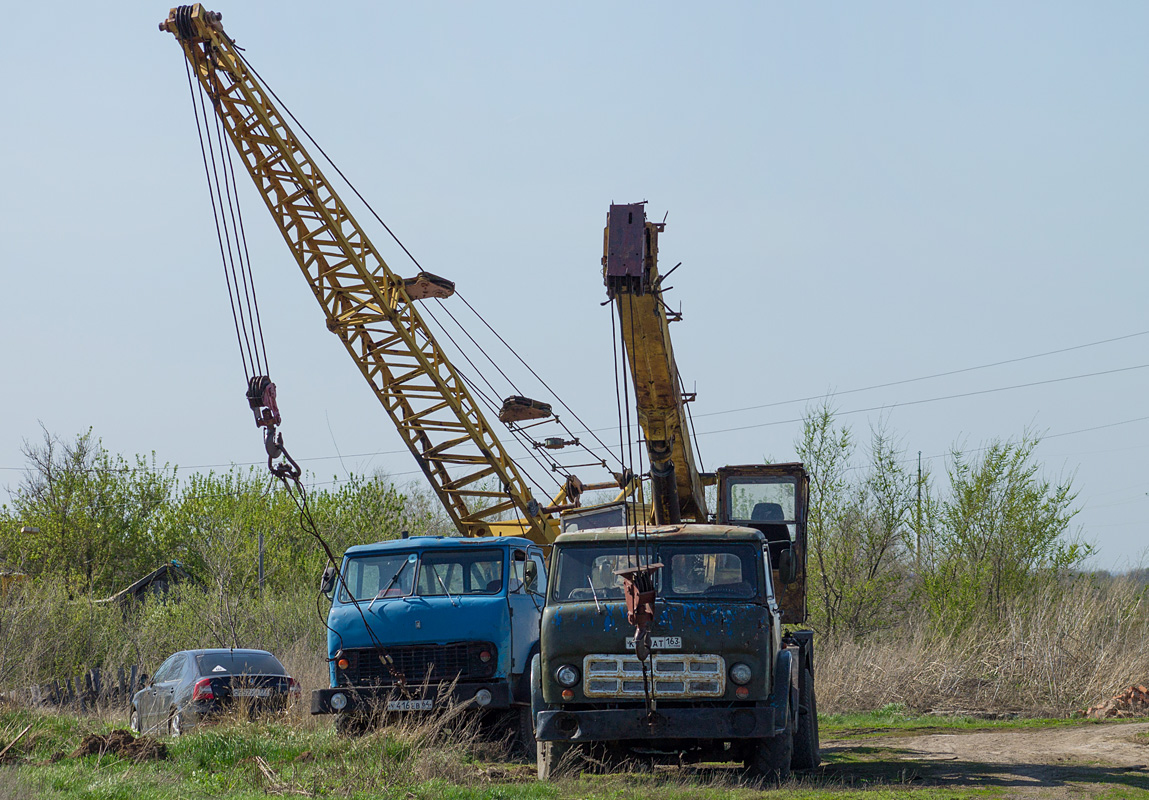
[161,4,560,542]
[603,203,708,524]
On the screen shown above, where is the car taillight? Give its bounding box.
[192,678,214,701]
[288,677,301,695]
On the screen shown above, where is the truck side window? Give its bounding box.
[510,550,527,593]
[528,552,547,595]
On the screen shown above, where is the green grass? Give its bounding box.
[0,707,1140,800]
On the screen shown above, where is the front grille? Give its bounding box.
[582,654,726,698]
[341,642,496,687]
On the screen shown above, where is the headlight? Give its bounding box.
[330,692,348,711]
[555,665,580,687]
[473,689,492,706]
[730,663,752,685]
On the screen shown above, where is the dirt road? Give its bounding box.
[823,721,1149,798]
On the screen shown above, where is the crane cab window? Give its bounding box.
[725,477,798,542]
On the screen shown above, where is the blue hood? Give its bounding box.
[327,595,512,683]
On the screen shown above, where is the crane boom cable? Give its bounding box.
[195,50,264,379]
[456,292,624,470]
[184,54,254,381]
[213,83,270,377]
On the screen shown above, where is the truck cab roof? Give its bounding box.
[343,536,538,558]
[554,524,765,545]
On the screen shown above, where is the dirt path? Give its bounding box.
[824,722,1149,798]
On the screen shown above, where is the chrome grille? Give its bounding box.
[582,654,726,698]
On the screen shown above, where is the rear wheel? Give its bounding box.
[168,709,184,738]
[791,666,820,770]
[129,706,140,735]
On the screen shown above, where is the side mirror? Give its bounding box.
[777,547,798,585]
[139,672,150,688]
[320,566,338,599]
[524,561,538,592]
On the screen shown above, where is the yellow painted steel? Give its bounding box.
[604,218,708,522]
[161,5,557,543]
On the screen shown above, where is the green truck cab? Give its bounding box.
[532,464,818,781]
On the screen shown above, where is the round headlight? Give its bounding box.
[330,692,348,711]
[730,663,752,685]
[555,665,580,688]
[473,688,492,707]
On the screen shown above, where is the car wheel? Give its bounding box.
[168,709,183,737]
[129,706,140,735]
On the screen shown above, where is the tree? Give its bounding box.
[920,433,1088,626]
[0,427,176,594]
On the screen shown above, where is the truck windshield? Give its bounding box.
[552,544,759,603]
[660,544,759,600]
[340,552,417,602]
[416,549,504,596]
[551,547,655,602]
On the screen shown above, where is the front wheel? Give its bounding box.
[168,709,183,738]
[129,706,140,735]
[745,706,792,784]
[536,740,575,780]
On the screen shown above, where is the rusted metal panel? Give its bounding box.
[605,203,647,280]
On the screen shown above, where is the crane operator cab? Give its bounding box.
[715,463,809,624]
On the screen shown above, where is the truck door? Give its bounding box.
[507,548,546,679]
[716,463,810,623]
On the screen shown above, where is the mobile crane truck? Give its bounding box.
[532,204,820,780]
[159,5,625,745]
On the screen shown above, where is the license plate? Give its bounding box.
[387,699,433,711]
[626,636,681,650]
[233,688,271,697]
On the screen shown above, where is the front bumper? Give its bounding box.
[311,681,512,715]
[536,703,787,742]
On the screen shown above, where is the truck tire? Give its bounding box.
[745,702,792,784]
[334,712,369,736]
[791,665,820,769]
[515,705,537,759]
[537,740,575,780]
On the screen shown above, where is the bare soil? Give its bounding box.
[822,721,1149,797]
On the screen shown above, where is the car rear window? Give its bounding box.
[195,652,286,676]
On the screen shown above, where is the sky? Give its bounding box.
[1,2,1146,568]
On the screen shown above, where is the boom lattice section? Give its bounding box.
[163,5,552,542]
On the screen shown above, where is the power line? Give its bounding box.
[694,329,1149,419]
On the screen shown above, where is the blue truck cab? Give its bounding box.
[311,536,547,728]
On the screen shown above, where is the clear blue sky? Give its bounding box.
[2,2,1146,567]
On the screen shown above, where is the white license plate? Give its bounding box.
[387,699,433,712]
[233,688,271,697]
[626,636,682,650]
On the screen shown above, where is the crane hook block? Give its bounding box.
[247,376,282,429]
[498,396,553,424]
[402,272,455,301]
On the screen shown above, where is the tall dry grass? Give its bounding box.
[817,574,1149,715]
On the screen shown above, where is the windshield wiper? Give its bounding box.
[430,566,459,607]
[369,560,413,611]
[587,577,603,614]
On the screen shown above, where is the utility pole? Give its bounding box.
[258,532,265,593]
[916,451,922,567]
